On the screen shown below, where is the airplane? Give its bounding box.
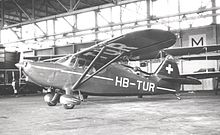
[14,29,219,109]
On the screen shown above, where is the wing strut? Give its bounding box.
[72,47,106,90]
[78,53,123,87]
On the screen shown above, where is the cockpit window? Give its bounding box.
[78,59,86,67]
[70,58,76,64]
[56,55,89,69]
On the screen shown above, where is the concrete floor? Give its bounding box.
[0,92,220,135]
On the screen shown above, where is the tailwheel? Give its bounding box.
[175,93,181,100]
[63,104,75,109]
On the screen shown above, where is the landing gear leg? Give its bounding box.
[175,93,181,100]
[50,93,61,105]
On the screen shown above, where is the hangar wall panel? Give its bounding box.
[35,48,53,56]
[180,25,217,47]
[75,42,95,51]
[55,45,74,55]
[24,51,34,56]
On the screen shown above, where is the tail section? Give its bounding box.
[154,55,201,85]
[152,55,200,96]
[154,55,180,78]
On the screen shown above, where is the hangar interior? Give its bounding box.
[1,0,220,91]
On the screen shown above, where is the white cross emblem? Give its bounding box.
[166,64,173,74]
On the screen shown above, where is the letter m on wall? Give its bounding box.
[189,34,206,47]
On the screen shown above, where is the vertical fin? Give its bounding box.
[154,55,180,78]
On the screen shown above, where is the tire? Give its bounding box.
[44,93,60,106]
[47,101,57,106]
[63,104,75,109]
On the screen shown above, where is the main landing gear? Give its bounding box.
[43,88,86,109]
[43,91,83,109]
[59,91,84,109]
[60,94,81,109]
[44,92,61,106]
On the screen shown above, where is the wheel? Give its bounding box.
[47,101,57,106]
[177,96,181,100]
[44,93,60,106]
[175,93,181,100]
[63,104,75,109]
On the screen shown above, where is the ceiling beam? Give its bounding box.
[9,28,21,39]
[0,17,20,24]
[73,0,81,11]
[4,0,194,29]
[13,0,31,20]
[56,0,68,12]
[47,0,64,13]
[34,23,47,35]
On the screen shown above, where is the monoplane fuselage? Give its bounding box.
[20,57,180,96]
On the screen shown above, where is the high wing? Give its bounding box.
[181,71,220,79]
[58,29,176,67]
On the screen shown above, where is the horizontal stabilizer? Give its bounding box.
[162,76,201,85]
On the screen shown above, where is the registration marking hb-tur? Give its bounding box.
[115,76,155,92]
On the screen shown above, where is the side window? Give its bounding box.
[78,59,86,67]
[70,58,75,64]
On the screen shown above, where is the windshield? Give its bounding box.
[56,55,87,68]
